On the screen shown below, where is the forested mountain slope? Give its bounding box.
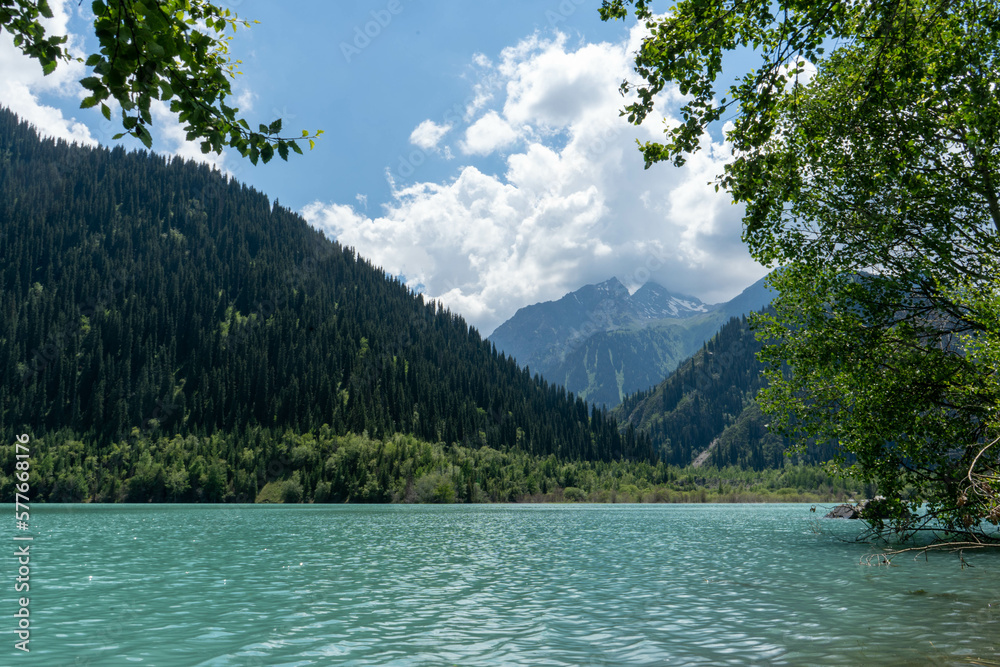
[0,109,652,501]
[613,313,841,469]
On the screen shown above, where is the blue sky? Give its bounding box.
[1,0,769,335]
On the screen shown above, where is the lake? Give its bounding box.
[9,504,1000,666]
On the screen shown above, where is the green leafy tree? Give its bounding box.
[0,0,321,163]
[601,0,1000,544]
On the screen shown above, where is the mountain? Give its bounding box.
[487,277,710,374]
[489,275,773,407]
[613,312,841,469]
[0,108,652,502]
[612,314,770,466]
[629,281,713,319]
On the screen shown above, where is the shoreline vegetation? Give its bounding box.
[2,429,868,505]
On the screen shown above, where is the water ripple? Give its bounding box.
[11,503,1000,666]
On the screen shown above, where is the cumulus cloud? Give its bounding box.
[410,119,452,150]
[465,52,500,118]
[500,32,609,129]
[304,26,768,335]
[0,0,95,146]
[460,111,519,155]
[234,87,257,114]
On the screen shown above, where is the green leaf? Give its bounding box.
[14,1,309,165]
[145,5,168,31]
[137,126,152,149]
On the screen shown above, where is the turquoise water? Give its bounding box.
[5,504,999,666]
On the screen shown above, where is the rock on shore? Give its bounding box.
[824,503,862,519]
[823,497,893,520]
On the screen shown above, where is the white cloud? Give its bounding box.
[465,52,499,118]
[460,111,519,155]
[234,87,257,114]
[409,119,452,150]
[500,33,609,129]
[0,0,95,146]
[304,26,768,335]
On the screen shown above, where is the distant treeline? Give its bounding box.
[0,428,867,504]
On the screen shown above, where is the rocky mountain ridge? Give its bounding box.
[488,275,773,406]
